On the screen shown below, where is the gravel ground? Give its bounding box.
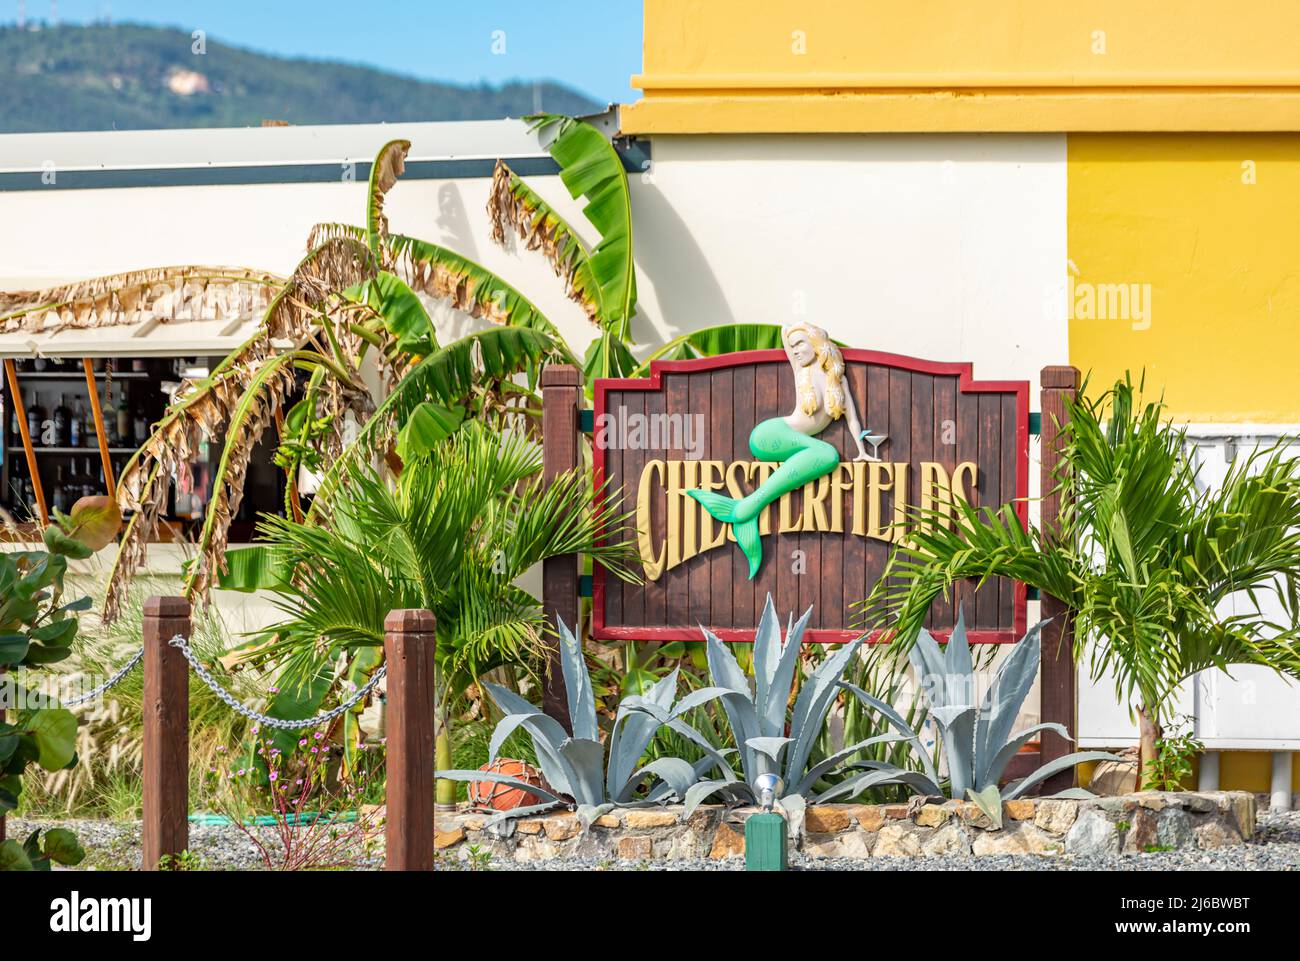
[11,810,1299,871]
[7,816,384,871]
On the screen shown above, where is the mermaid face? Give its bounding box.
[785,330,817,368]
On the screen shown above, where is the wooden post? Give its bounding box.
[541,364,582,731]
[384,609,436,871]
[82,359,116,498]
[142,596,190,870]
[1039,366,1080,793]
[4,358,48,524]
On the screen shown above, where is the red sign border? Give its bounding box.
[591,349,1030,644]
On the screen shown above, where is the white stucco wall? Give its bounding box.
[0,128,1069,387]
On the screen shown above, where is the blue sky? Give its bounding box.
[13,0,644,102]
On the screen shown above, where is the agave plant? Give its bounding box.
[650,595,906,821]
[436,617,728,825]
[826,611,1116,827]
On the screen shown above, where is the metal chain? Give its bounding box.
[168,634,385,730]
[60,645,145,706]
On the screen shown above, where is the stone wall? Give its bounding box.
[434,791,1255,863]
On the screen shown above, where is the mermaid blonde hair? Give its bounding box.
[785,323,846,419]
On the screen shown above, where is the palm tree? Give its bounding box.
[2,117,787,622]
[227,421,638,802]
[866,376,1300,786]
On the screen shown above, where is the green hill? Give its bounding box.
[0,22,603,133]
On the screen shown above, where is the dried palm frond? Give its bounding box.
[487,159,602,326]
[366,139,410,260]
[0,266,283,334]
[102,238,377,622]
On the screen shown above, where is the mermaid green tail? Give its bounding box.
[687,417,840,579]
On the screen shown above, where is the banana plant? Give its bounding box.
[649,595,906,820]
[827,610,1117,827]
[436,616,728,826]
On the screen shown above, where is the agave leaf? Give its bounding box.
[813,765,916,804]
[1003,751,1121,800]
[625,757,698,801]
[790,732,909,797]
[843,760,945,797]
[761,602,814,739]
[974,619,1046,787]
[906,627,948,697]
[576,803,616,829]
[935,705,979,797]
[607,668,680,800]
[838,680,943,790]
[967,784,1005,830]
[480,681,576,796]
[702,627,761,782]
[785,635,863,784]
[432,770,564,805]
[667,685,735,719]
[665,718,737,782]
[943,607,975,679]
[684,779,752,818]
[557,738,607,807]
[745,736,794,768]
[778,794,806,840]
[978,722,1071,791]
[483,800,565,828]
[555,617,598,743]
[751,595,784,728]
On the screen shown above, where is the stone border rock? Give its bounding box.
[434,791,1255,864]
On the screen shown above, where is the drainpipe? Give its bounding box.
[1271,752,1294,812]
[1198,750,1220,791]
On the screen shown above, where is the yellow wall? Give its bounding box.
[624,0,1300,134]
[1068,134,1300,423]
[626,0,1300,796]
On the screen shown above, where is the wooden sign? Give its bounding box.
[592,343,1028,643]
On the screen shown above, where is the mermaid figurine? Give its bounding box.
[688,323,875,580]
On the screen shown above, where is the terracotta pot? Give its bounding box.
[468,758,549,811]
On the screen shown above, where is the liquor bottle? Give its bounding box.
[9,397,18,440]
[23,476,36,519]
[133,408,148,445]
[52,465,67,515]
[26,392,43,447]
[70,399,82,448]
[53,394,70,447]
[116,388,130,446]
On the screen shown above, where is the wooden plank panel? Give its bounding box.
[999,392,1019,631]
[954,376,982,629]
[930,373,958,629]
[975,393,1003,628]
[708,367,734,632]
[773,360,799,620]
[731,364,758,631]
[642,385,668,627]
[751,362,781,620]
[910,372,935,631]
